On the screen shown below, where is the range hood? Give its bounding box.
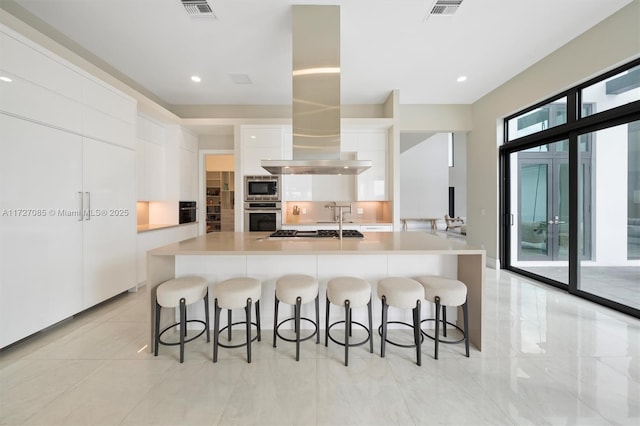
[261,5,371,175]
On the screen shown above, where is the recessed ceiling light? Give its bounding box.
[250,135,256,139]
[457,75,467,83]
[191,75,201,83]
[0,76,12,82]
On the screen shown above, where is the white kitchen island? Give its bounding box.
[147,231,486,352]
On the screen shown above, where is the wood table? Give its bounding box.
[400,217,439,231]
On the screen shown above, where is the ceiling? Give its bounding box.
[1,0,633,113]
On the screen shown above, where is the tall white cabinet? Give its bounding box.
[0,115,84,347]
[82,138,136,308]
[0,25,137,347]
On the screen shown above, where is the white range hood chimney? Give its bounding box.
[261,5,371,175]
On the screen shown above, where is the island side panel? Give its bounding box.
[457,253,484,351]
[147,253,176,352]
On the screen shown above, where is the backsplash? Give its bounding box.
[283,201,391,224]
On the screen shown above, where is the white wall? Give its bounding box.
[199,134,234,150]
[593,125,629,265]
[449,132,467,218]
[400,133,448,219]
[467,1,640,263]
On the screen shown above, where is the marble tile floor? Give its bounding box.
[1,269,638,426]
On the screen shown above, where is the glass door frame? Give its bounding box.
[516,145,578,263]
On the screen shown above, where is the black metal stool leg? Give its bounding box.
[380,295,388,358]
[325,295,330,347]
[442,305,447,338]
[204,290,210,343]
[315,293,320,344]
[273,296,279,348]
[295,296,302,361]
[256,300,261,342]
[367,299,373,354]
[246,298,252,363]
[463,299,470,357]
[154,300,161,356]
[184,305,188,339]
[213,299,221,362]
[434,296,441,360]
[344,299,350,366]
[179,298,186,363]
[414,300,422,366]
[227,309,232,341]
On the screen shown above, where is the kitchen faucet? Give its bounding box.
[324,202,352,239]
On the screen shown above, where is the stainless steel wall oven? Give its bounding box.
[178,201,197,224]
[243,202,282,232]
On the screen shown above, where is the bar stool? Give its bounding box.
[154,276,210,363]
[273,274,320,361]
[325,276,374,366]
[377,277,423,366]
[415,275,469,359]
[213,277,262,363]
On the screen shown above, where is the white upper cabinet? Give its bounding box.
[0,30,82,132]
[0,26,136,148]
[241,125,285,176]
[344,129,389,201]
[136,114,166,201]
[280,125,388,201]
[81,78,136,150]
[179,128,198,201]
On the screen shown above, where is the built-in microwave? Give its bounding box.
[245,175,281,201]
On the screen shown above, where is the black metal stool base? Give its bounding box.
[275,317,318,343]
[327,320,371,348]
[421,319,466,344]
[217,321,261,349]
[377,321,425,348]
[158,320,208,346]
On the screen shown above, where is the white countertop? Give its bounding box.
[137,222,198,233]
[148,231,483,256]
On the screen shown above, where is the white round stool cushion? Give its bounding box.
[275,274,319,305]
[157,276,208,308]
[415,275,467,307]
[377,277,423,309]
[214,277,262,309]
[327,277,371,308]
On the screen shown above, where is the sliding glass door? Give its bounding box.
[500,59,639,317]
[576,121,640,310]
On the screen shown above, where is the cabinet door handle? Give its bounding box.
[85,192,91,221]
[78,191,84,221]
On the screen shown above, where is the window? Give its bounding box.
[582,64,640,117]
[506,97,567,141]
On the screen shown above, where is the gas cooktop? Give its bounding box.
[269,229,364,238]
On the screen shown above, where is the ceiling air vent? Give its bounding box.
[429,0,463,16]
[181,0,216,18]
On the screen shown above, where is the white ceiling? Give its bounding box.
[3,0,633,110]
